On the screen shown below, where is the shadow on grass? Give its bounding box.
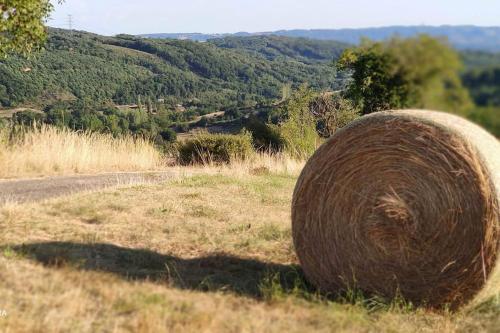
[4,242,313,301]
[3,242,425,312]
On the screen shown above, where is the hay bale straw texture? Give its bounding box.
[292,110,500,308]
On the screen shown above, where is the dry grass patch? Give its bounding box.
[0,172,498,332]
[0,125,162,178]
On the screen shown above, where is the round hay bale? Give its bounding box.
[292,109,500,308]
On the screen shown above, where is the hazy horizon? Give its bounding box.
[141,24,500,35]
[48,0,500,36]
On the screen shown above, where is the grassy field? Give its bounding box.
[0,169,499,332]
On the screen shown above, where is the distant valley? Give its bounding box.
[1,28,499,114]
[0,29,347,110]
[1,27,499,138]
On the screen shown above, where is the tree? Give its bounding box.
[159,128,177,143]
[0,1,62,57]
[12,110,46,126]
[45,104,72,127]
[243,115,283,152]
[274,85,319,158]
[310,93,360,137]
[338,35,473,115]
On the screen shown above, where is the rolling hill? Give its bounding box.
[143,25,500,52]
[210,36,349,64]
[1,28,499,139]
[0,29,347,109]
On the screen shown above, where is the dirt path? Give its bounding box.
[185,111,226,125]
[0,171,181,205]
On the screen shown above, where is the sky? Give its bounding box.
[48,0,500,36]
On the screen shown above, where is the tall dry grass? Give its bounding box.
[187,152,306,178]
[0,125,163,179]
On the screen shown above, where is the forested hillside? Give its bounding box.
[209,36,348,64]
[0,29,346,109]
[2,29,499,111]
[1,28,499,139]
[461,51,500,107]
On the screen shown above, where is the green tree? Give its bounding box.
[243,115,283,152]
[338,35,473,115]
[274,86,319,158]
[338,43,407,114]
[0,1,62,56]
[467,107,500,137]
[310,93,361,137]
[12,110,45,126]
[45,105,72,127]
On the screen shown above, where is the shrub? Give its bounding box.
[177,131,254,165]
[310,93,361,137]
[244,116,284,152]
[159,129,177,143]
[275,86,319,158]
[12,111,46,127]
[0,117,7,130]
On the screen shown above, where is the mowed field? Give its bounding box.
[1,170,499,332]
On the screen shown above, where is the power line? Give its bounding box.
[67,14,73,30]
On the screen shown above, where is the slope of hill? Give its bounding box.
[460,51,500,107]
[0,29,346,109]
[209,36,349,64]
[143,25,500,52]
[461,50,500,69]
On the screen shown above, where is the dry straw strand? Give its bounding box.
[292,109,500,309]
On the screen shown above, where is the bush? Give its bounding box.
[177,131,254,165]
[310,93,361,137]
[0,117,7,130]
[12,111,46,127]
[275,86,319,158]
[244,116,283,152]
[159,128,177,143]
